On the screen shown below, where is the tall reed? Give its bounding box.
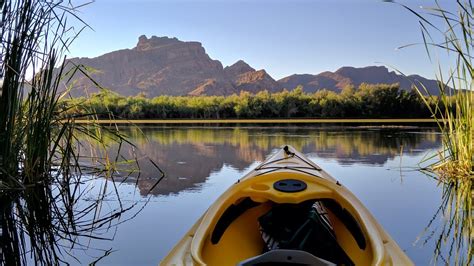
[0,0,78,189]
[0,1,160,264]
[392,1,474,264]
[398,0,474,180]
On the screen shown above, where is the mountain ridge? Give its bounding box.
[64,35,441,97]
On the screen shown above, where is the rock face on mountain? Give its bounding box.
[278,66,441,95]
[66,36,281,97]
[67,35,237,97]
[65,35,441,97]
[224,60,282,93]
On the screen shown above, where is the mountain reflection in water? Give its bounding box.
[91,125,440,196]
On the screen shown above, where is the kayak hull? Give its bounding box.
[161,145,413,266]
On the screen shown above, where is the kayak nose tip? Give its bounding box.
[283,145,294,156]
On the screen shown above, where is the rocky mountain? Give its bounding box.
[278,66,441,95]
[224,60,281,93]
[66,35,280,97]
[65,35,441,97]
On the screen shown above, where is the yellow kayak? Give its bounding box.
[161,145,413,265]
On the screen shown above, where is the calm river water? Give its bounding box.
[65,123,444,265]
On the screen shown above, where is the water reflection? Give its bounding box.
[104,125,440,196]
[0,155,148,265]
[1,124,451,265]
[417,178,474,265]
[67,124,447,264]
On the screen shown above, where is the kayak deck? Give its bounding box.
[161,145,413,265]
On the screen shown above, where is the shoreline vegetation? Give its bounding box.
[0,1,153,264]
[71,118,436,124]
[62,83,447,120]
[392,0,474,264]
[399,0,474,179]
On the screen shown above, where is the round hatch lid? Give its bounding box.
[273,179,307,193]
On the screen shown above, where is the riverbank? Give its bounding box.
[72,118,436,124]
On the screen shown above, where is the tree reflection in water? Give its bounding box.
[91,124,440,196]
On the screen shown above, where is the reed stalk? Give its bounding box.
[401,0,474,181]
[392,0,474,264]
[0,1,160,264]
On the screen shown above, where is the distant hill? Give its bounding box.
[223,60,282,94]
[278,66,441,95]
[64,35,441,97]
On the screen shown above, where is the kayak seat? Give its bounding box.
[257,200,355,265]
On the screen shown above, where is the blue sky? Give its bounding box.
[68,0,456,80]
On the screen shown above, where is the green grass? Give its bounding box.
[401,0,474,181]
[393,0,474,264]
[0,1,156,264]
[70,118,436,124]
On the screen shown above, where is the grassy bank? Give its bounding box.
[402,1,474,181]
[395,0,474,264]
[0,1,148,264]
[71,118,436,124]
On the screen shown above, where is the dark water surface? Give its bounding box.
[65,124,443,265]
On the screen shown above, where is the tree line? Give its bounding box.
[60,83,441,119]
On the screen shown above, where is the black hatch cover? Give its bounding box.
[274,179,307,193]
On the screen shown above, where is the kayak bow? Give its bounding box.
[161,145,413,265]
